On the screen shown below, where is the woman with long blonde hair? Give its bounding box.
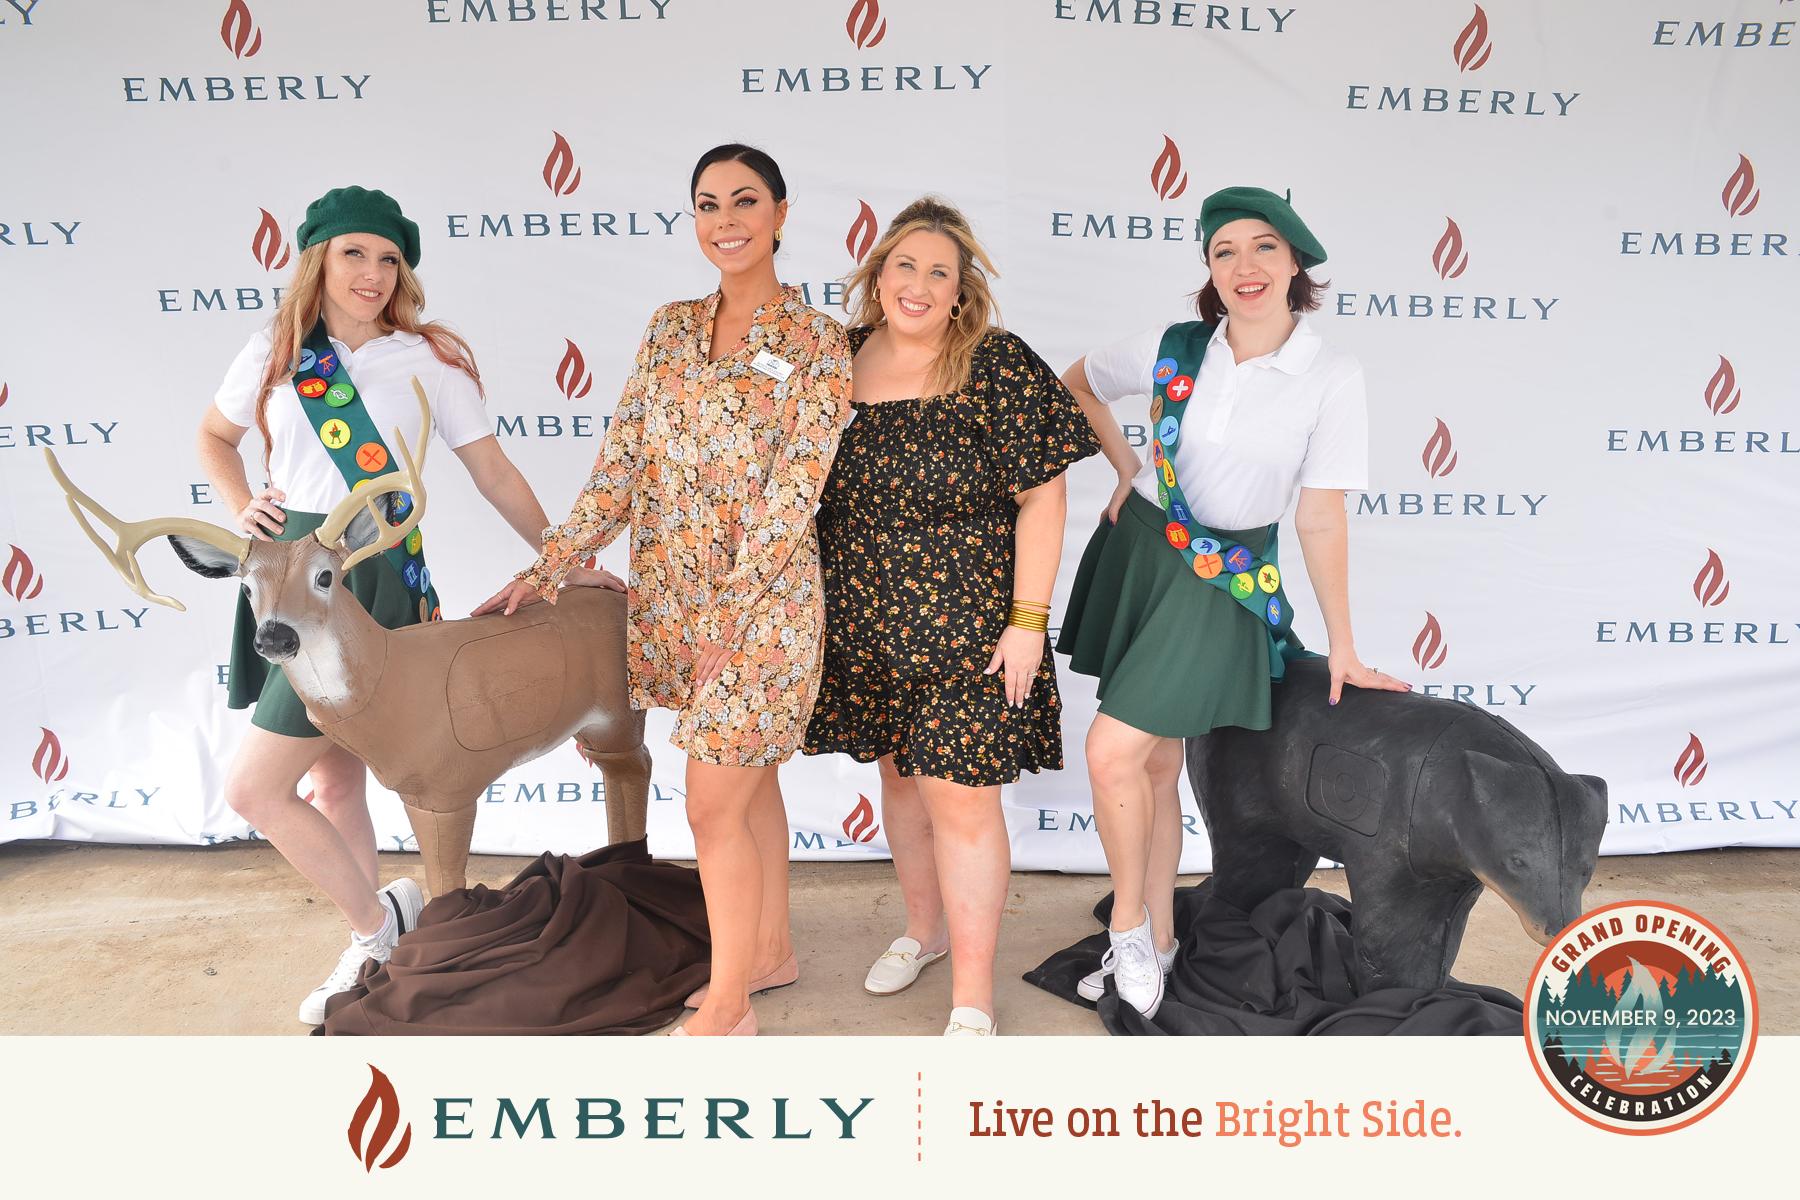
[803,197,1098,1035]
[196,186,578,1024]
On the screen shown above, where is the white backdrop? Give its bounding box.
[3,0,1797,871]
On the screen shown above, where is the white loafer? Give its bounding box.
[863,936,946,995]
[943,1006,996,1036]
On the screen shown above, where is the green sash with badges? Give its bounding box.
[291,322,440,622]
[1148,321,1307,674]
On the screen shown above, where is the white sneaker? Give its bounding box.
[943,1006,996,1036]
[1107,909,1165,1018]
[864,936,947,996]
[1077,936,1178,1002]
[296,878,423,1025]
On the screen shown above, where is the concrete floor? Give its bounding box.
[0,840,1793,1035]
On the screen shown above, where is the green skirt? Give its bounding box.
[1056,492,1301,739]
[226,509,422,739]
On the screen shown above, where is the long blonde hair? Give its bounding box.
[250,242,483,473]
[844,196,1001,397]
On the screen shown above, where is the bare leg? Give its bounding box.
[1143,736,1186,954]
[684,758,772,1035]
[916,777,1009,1017]
[1086,714,1165,934]
[745,767,795,974]
[307,741,377,889]
[877,756,949,952]
[222,726,384,934]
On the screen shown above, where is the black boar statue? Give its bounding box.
[1187,657,1608,993]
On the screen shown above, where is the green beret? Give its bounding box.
[296,186,421,268]
[1200,186,1327,269]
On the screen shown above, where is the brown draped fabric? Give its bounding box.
[318,840,710,1036]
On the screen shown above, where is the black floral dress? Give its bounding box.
[802,327,1100,786]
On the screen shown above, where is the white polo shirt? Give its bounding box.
[1082,315,1368,530]
[213,326,492,513]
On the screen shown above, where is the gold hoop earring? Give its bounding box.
[873,284,880,302]
[950,302,962,319]
[774,227,783,245]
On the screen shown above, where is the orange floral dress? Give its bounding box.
[518,285,851,766]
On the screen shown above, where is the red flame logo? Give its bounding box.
[1432,217,1469,280]
[543,131,583,197]
[843,793,880,844]
[251,208,290,272]
[0,382,8,408]
[1673,733,1707,788]
[32,728,69,784]
[1452,4,1492,71]
[1150,135,1189,202]
[1704,356,1742,416]
[1692,549,1729,607]
[1411,612,1448,670]
[556,338,594,401]
[846,200,878,264]
[846,0,887,49]
[1421,418,1459,478]
[1721,154,1760,218]
[220,0,263,59]
[4,545,44,602]
[348,1065,412,1172]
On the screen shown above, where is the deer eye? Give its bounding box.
[314,569,334,590]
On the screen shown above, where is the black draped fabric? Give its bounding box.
[1025,880,1522,1036]
[317,840,709,1036]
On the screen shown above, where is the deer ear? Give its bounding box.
[166,534,244,579]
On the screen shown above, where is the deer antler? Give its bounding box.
[315,377,432,573]
[42,449,250,612]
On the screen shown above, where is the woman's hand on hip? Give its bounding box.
[236,487,286,540]
[472,579,544,617]
[1104,476,1135,525]
[1327,648,1412,707]
[985,625,1045,708]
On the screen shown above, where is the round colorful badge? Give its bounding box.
[419,566,431,593]
[354,442,388,473]
[315,353,338,379]
[1230,573,1255,600]
[1165,523,1191,551]
[1160,461,1176,489]
[325,382,356,408]
[402,560,421,589]
[297,348,317,373]
[1193,553,1223,579]
[1153,357,1178,385]
[1257,564,1281,594]
[390,492,413,519]
[297,378,329,400]
[406,528,422,556]
[1525,900,1757,1135]
[1166,375,1194,402]
[1191,536,1220,556]
[1157,416,1179,446]
[1222,545,1254,574]
[319,419,351,450]
[1265,597,1282,626]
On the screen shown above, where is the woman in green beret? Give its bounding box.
[1056,185,1411,1019]
[195,185,580,1025]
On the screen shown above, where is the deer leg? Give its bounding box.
[401,796,477,898]
[578,737,652,846]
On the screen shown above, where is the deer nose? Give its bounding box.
[253,620,299,661]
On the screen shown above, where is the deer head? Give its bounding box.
[45,380,432,678]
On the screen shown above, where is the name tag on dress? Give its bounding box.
[751,349,795,382]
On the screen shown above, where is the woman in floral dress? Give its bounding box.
[480,144,850,1036]
[803,197,1098,1036]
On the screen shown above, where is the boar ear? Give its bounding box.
[167,534,245,579]
[1463,749,1544,811]
[1572,773,1608,805]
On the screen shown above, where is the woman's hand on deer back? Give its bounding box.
[472,579,544,617]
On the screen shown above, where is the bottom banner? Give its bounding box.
[3,1036,1785,1190]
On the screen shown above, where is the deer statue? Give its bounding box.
[43,380,649,899]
